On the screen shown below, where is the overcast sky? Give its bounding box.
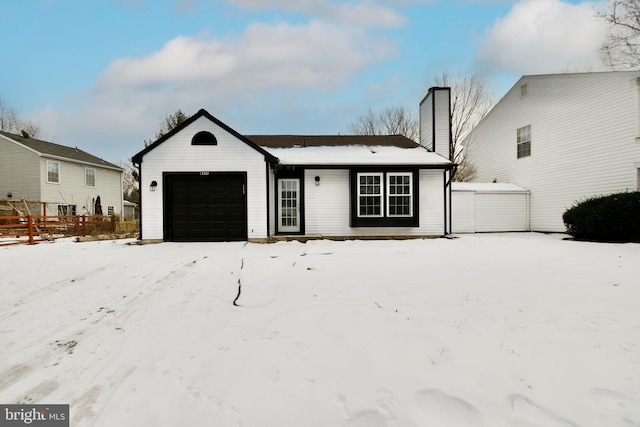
[0,0,609,163]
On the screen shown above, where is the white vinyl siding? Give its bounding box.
[139,116,269,240]
[419,88,451,160]
[465,71,640,232]
[0,135,41,203]
[303,169,445,237]
[452,191,476,233]
[40,158,123,217]
[474,193,529,232]
[419,95,433,150]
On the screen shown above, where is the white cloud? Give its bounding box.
[475,0,609,74]
[97,21,396,93]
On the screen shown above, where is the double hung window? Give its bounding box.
[358,173,383,217]
[85,168,96,187]
[47,161,60,183]
[517,125,531,158]
[353,171,417,227]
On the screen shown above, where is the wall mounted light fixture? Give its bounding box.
[150,180,158,192]
[315,176,320,186]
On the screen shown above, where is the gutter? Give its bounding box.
[132,158,142,240]
[443,164,458,235]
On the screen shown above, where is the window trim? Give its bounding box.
[85,167,96,188]
[350,169,419,228]
[517,125,531,159]
[357,172,384,218]
[107,205,115,216]
[274,169,305,235]
[47,160,60,184]
[386,173,413,218]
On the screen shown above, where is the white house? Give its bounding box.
[132,88,455,242]
[0,131,124,217]
[463,71,640,232]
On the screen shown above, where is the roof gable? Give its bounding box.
[465,71,640,142]
[131,109,278,164]
[0,131,122,170]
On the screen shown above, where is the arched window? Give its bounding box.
[191,131,217,145]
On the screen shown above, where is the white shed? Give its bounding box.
[452,182,530,233]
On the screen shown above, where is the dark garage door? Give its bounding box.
[164,173,247,242]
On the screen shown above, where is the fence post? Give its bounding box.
[27,215,34,245]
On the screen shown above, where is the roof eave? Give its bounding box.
[39,153,124,171]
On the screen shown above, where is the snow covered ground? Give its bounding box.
[0,233,638,427]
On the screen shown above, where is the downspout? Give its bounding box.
[443,172,447,235]
[265,162,271,239]
[120,169,124,222]
[444,165,458,235]
[526,191,531,231]
[133,159,142,240]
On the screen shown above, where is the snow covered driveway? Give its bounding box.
[1,234,638,426]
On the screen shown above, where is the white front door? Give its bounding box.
[278,178,300,233]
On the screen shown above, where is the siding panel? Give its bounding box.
[0,137,42,206]
[475,193,529,232]
[303,169,446,237]
[452,191,475,233]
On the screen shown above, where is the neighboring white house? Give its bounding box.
[132,88,455,242]
[463,71,640,232]
[0,131,124,217]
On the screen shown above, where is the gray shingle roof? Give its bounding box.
[246,134,420,149]
[0,131,122,170]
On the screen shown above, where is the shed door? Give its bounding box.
[165,173,247,242]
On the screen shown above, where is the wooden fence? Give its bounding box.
[0,215,123,246]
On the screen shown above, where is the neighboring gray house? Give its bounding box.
[464,71,640,232]
[0,131,124,217]
[132,88,454,242]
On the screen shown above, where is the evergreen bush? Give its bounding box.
[563,192,640,242]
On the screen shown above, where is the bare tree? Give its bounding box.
[599,0,640,70]
[0,96,41,138]
[348,106,419,141]
[144,109,191,146]
[432,72,495,182]
[132,109,192,202]
[120,162,139,203]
